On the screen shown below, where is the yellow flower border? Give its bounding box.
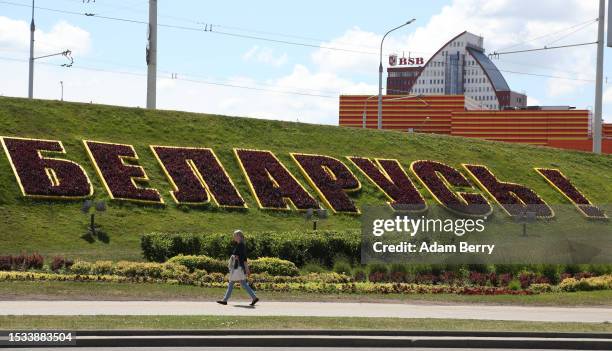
[83,140,164,205]
[347,156,427,213]
[233,148,317,211]
[0,136,93,200]
[150,145,247,209]
[409,160,493,218]
[462,163,554,219]
[535,168,608,220]
[290,152,362,215]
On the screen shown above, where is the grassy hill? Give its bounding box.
[0,96,610,261]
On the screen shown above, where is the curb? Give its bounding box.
[2,330,611,349]
[74,329,612,339]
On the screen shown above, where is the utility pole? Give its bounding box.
[378,19,415,129]
[28,0,35,99]
[60,81,63,101]
[146,0,157,109]
[593,0,605,154]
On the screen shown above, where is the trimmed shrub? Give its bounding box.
[113,261,164,278]
[508,279,521,291]
[69,261,93,275]
[0,253,44,271]
[50,256,74,272]
[367,263,389,282]
[140,233,202,262]
[540,264,561,284]
[559,275,612,292]
[249,257,299,277]
[301,262,326,274]
[91,261,113,275]
[167,255,226,273]
[333,260,352,276]
[141,230,360,266]
[353,268,367,282]
[529,283,554,293]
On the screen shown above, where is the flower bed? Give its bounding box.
[291,153,361,214]
[0,271,538,295]
[83,141,163,204]
[535,168,607,219]
[463,164,553,218]
[0,137,93,199]
[151,146,246,207]
[234,148,318,210]
[410,160,492,216]
[348,157,427,212]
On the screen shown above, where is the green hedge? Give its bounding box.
[141,230,360,266]
[167,255,226,273]
[249,257,299,276]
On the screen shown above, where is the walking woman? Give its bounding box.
[217,230,259,306]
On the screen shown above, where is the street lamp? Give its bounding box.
[59,81,63,101]
[378,19,416,130]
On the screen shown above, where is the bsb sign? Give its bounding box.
[0,136,607,220]
[389,54,424,67]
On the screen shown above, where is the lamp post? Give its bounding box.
[378,19,415,130]
[28,0,35,99]
[60,81,63,101]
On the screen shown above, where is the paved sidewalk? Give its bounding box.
[1,301,610,323]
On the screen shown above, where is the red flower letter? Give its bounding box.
[151,146,245,208]
[348,157,426,212]
[84,141,163,204]
[536,168,607,219]
[291,153,361,213]
[463,164,553,218]
[235,149,318,210]
[410,160,491,216]
[1,137,92,199]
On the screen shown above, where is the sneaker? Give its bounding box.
[250,297,259,306]
[216,300,227,305]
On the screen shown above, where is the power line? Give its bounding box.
[491,42,597,57]
[494,18,598,52]
[0,0,380,55]
[0,55,340,98]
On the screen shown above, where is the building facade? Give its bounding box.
[386,31,527,110]
[338,95,612,154]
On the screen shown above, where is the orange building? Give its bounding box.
[339,95,612,154]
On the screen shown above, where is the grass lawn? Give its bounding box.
[0,97,611,261]
[1,281,611,306]
[0,315,610,332]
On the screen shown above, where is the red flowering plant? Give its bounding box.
[463,164,554,218]
[151,146,246,208]
[535,168,607,219]
[291,153,361,214]
[348,157,427,212]
[410,160,492,217]
[83,141,163,204]
[234,148,318,210]
[1,137,93,199]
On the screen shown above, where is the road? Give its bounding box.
[1,300,611,323]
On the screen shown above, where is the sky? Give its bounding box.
[0,0,611,124]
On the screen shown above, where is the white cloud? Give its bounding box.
[0,16,91,57]
[311,0,598,98]
[527,96,541,106]
[242,45,288,67]
[1,1,608,125]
